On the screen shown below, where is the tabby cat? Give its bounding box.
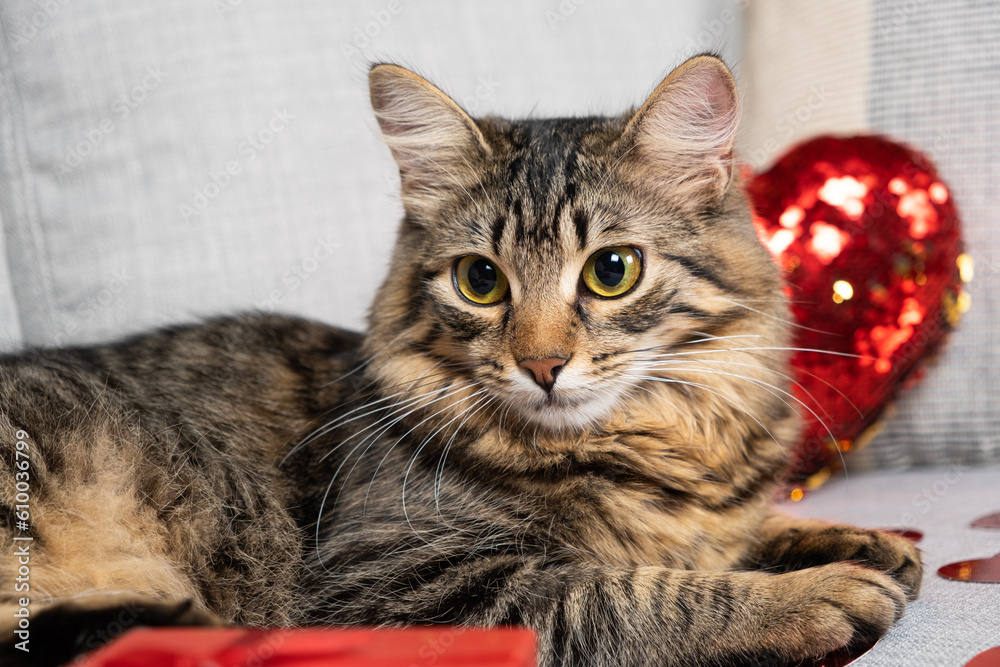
[0,55,921,667]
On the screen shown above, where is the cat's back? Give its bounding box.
[0,313,362,625]
[1,313,362,448]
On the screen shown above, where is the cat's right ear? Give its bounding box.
[369,64,491,198]
[620,55,740,210]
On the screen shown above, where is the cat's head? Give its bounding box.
[363,56,790,437]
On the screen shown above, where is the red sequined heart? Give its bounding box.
[747,136,969,488]
[938,552,1000,584]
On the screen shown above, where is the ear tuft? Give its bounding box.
[369,65,490,195]
[623,55,740,208]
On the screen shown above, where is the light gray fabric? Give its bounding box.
[785,466,1000,666]
[739,1,872,166]
[0,211,19,351]
[740,0,1000,470]
[0,29,23,352]
[850,0,1000,469]
[0,0,741,347]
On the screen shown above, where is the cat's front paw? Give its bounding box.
[768,523,923,599]
[760,562,907,662]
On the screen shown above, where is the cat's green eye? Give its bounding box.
[455,255,509,305]
[582,246,642,298]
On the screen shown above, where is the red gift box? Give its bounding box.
[71,627,537,667]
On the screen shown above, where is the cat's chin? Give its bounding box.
[514,391,622,433]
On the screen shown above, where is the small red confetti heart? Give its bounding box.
[791,639,879,666]
[965,646,1000,667]
[938,552,1000,583]
[881,528,924,543]
[972,512,1000,530]
[747,136,968,486]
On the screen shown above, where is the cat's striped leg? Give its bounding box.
[307,554,908,667]
[746,512,923,599]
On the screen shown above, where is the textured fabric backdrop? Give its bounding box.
[863,0,1000,468]
[0,0,741,350]
[742,0,1000,469]
[0,212,17,348]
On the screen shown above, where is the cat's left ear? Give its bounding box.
[621,55,740,209]
[369,64,491,200]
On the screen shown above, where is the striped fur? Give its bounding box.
[0,57,920,667]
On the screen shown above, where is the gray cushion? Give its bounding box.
[0,0,740,349]
[0,215,19,348]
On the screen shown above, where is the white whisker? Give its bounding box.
[718,297,840,336]
[360,388,489,512]
[623,374,785,454]
[310,381,480,567]
[401,394,493,539]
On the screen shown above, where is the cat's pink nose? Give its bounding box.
[519,357,568,393]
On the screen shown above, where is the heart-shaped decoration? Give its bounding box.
[747,136,969,487]
[790,639,879,667]
[972,512,1000,530]
[965,646,1000,667]
[938,552,1000,583]
[882,528,924,543]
